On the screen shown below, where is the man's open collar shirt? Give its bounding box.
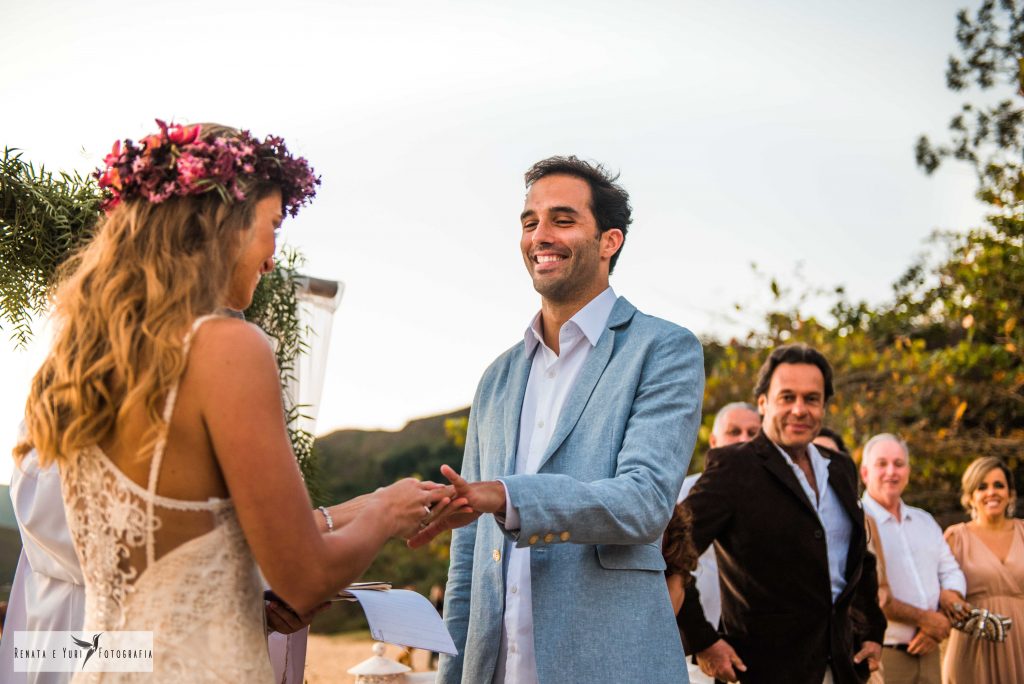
[774,442,853,603]
[494,286,617,684]
[861,493,966,645]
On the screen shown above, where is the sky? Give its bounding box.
[0,0,992,485]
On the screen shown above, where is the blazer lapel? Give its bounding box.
[756,434,819,518]
[535,297,634,472]
[502,345,533,477]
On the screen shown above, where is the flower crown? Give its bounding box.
[95,119,320,217]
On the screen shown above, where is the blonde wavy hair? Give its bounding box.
[16,124,274,469]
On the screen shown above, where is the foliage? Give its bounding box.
[0,148,101,347]
[916,0,1024,188]
[245,246,325,505]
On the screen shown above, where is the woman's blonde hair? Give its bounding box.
[16,124,275,468]
[961,456,1017,519]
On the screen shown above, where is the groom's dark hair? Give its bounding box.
[524,156,632,274]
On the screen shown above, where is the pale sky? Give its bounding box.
[1,0,989,484]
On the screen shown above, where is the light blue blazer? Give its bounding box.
[439,297,704,684]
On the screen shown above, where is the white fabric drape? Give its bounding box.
[269,277,344,684]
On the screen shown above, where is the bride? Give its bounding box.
[15,120,456,682]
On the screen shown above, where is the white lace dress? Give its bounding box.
[59,316,275,682]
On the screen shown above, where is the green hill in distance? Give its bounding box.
[315,407,469,505]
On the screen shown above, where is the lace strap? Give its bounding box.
[145,314,222,565]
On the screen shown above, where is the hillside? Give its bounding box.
[315,408,468,504]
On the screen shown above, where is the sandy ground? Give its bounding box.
[304,632,435,684]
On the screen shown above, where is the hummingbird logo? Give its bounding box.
[71,633,102,670]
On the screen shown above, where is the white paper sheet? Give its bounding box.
[347,589,457,655]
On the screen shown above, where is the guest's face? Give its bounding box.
[757,363,825,451]
[971,467,1013,521]
[226,191,281,311]
[861,440,910,503]
[520,174,621,304]
[709,408,761,448]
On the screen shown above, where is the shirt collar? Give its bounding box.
[861,492,908,522]
[773,441,830,486]
[523,287,617,354]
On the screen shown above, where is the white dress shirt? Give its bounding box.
[774,443,852,602]
[861,494,967,645]
[494,287,617,684]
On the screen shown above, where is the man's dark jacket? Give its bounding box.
[678,432,886,684]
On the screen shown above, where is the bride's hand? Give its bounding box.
[371,478,453,539]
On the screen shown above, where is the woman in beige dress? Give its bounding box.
[942,457,1024,684]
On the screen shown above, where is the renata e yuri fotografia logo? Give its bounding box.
[11,631,153,673]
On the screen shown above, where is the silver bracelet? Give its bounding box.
[318,505,335,533]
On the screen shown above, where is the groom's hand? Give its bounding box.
[406,465,506,549]
[440,464,506,515]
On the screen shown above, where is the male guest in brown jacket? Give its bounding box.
[678,344,886,684]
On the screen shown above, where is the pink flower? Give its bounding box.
[97,167,121,191]
[175,153,207,190]
[102,140,122,167]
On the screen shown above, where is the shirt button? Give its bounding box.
[547,370,556,379]
[511,585,518,594]
[492,549,501,562]
[814,530,823,539]
[537,420,544,429]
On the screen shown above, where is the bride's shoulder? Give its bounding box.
[188,317,277,374]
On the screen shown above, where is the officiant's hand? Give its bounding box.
[265,599,330,635]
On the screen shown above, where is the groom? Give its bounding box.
[423,156,704,683]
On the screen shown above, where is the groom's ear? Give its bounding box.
[600,228,624,262]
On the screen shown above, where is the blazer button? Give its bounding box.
[528,534,540,545]
[492,549,501,562]
[814,530,823,539]
[560,531,570,542]
[543,533,554,543]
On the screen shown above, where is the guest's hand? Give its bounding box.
[265,599,330,635]
[697,639,746,682]
[853,640,882,672]
[917,609,952,641]
[939,589,970,623]
[907,631,938,656]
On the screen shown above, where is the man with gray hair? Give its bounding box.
[677,402,760,684]
[860,433,967,684]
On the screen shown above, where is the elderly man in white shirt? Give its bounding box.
[860,433,967,684]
